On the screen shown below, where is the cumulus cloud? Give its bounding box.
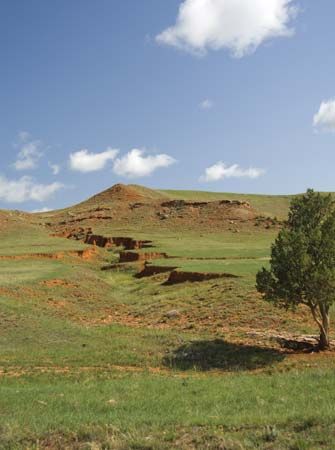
[31,206,52,213]
[156,0,298,57]
[200,99,213,110]
[69,148,119,173]
[0,176,64,203]
[14,132,43,170]
[113,149,176,178]
[200,161,265,182]
[313,99,335,132]
[48,162,60,175]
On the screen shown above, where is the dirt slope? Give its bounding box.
[74,183,170,208]
[32,183,276,236]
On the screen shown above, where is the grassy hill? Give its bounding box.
[1,185,335,449]
[160,189,293,219]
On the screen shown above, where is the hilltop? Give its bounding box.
[75,183,170,207]
[29,184,288,244]
[35,183,292,219]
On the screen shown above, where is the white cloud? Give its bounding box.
[200,161,265,182]
[0,176,64,203]
[69,148,119,173]
[156,0,298,57]
[14,132,43,170]
[200,99,213,110]
[113,149,176,178]
[313,99,335,132]
[31,206,52,213]
[49,162,60,175]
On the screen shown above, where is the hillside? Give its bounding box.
[1,185,335,449]
[160,189,293,219]
[31,185,284,248]
[37,184,292,219]
[75,183,170,208]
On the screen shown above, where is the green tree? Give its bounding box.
[256,189,335,350]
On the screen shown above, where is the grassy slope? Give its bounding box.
[160,189,335,220]
[0,213,85,256]
[38,186,293,219]
[84,228,276,275]
[160,189,293,219]
[1,195,335,449]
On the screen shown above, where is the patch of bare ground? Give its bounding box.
[0,247,97,261]
[46,299,70,310]
[41,279,78,288]
[0,364,186,378]
[246,330,335,352]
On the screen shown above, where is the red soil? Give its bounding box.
[44,183,269,235]
[41,279,78,288]
[83,233,152,250]
[0,247,97,261]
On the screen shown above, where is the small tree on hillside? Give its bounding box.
[256,189,335,350]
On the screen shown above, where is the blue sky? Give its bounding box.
[1,0,335,211]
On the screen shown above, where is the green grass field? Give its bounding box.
[2,370,335,449]
[1,192,335,449]
[160,189,293,219]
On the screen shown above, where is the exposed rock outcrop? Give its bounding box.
[54,228,153,250]
[85,234,113,248]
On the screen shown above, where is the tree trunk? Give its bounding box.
[318,304,330,350]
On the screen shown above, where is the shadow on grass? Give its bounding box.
[163,339,285,371]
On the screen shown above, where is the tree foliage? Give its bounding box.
[256,189,335,349]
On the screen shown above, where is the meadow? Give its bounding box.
[0,189,334,449]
